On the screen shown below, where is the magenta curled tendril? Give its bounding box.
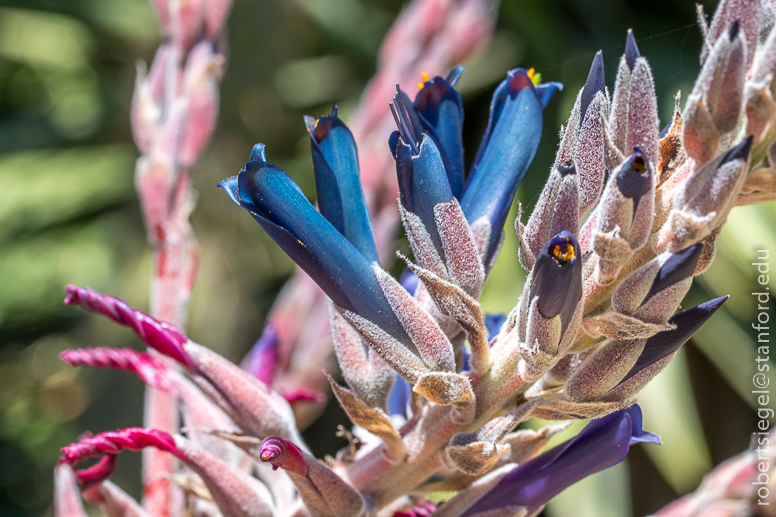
[59,427,186,488]
[259,436,307,476]
[64,285,197,370]
[61,347,178,395]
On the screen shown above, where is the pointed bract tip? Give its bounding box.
[728,19,740,40]
[249,143,267,162]
[719,135,753,166]
[390,86,420,155]
[625,30,640,70]
[580,52,605,123]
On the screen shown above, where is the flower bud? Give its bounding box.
[518,161,579,271]
[517,231,583,374]
[590,148,656,284]
[657,136,753,252]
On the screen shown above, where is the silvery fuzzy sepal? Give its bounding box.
[583,243,703,341]
[656,136,753,253]
[517,162,580,271]
[515,232,583,376]
[683,21,748,165]
[589,148,656,285]
[608,30,660,167]
[554,51,608,216]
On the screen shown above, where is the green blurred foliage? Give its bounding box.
[0,0,770,515]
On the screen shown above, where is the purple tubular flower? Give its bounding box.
[462,405,659,517]
[461,68,562,264]
[305,106,379,263]
[624,29,640,70]
[530,231,583,337]
[618,295,728,385]
[218,151,412,348]
[414,66,466,197]
[245,323,279,386]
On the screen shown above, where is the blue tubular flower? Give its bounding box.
[461,68,562,263]
[218,150,411,346]
[414,66,466,198]
[391,88,455,258]
[617,295,728,386]
[304,106,379,263]
[463,405,659,517]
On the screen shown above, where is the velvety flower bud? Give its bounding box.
[706,0,761,68]
[461,406,659,517]
[414,67,466,197]
[615,296,728,388]
[555,52,607,216]
[657,136,753,252]
[306,106,379,262]
[590,148,655,284]
[609,31,660,166]
[516,231,583,374]
[518,161,579,271]
[259,436,308,475]
[684,22,747,163]
[461,68,562,265]
[130,45,168,154]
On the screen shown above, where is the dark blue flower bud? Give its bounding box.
[580,51,605,124]
[619,296,728,385]
[305,107,379,263]
[387,373,412,417]
[461,68,561,265]
[219,151,411,347]
[642,243,703,304]
[462,405,659,517]
[624,29,640,70]
[530,231,583,337]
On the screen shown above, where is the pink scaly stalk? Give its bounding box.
[128,0,230,510]
[264,0,500,427]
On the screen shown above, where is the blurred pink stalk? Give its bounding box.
[130,0,230,514]
[267,0,500,426]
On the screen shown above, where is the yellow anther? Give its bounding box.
[526,68,542,86]
[551,242,576,263]
[527,68,535,78]
[418,72,430,90]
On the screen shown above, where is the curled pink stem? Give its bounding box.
[60,427,186,487]
[258,436,307,476]
[64,285,196,370]
[61,347,178,395]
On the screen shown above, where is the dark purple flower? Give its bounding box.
[463,405,659,516]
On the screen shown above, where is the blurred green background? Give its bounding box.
[0,0,772,515]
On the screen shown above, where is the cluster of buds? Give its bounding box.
[55,0,776,516]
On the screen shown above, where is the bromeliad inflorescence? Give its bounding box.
[55,1,776,516]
